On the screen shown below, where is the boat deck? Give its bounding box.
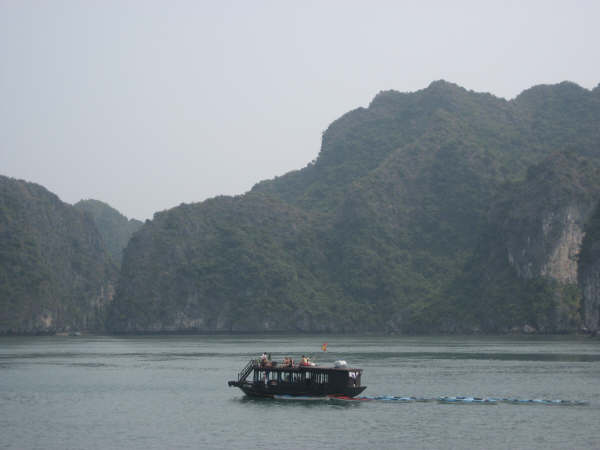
[228,359,366,398]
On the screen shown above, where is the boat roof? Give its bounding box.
[253,362,362,373]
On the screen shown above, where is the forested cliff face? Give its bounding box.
[3,82,599,334]
[74,199,143,267]
[455,153,600,332]
[579,202,600,333]
[504,158,598,285]
[108,81,600,334]
[0,176,117,334]
[107,194,343,332]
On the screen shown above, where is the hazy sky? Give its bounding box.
[1,0,598,220]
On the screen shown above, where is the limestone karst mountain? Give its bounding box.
[107,81,600,333]
[74,199,143,267]
[0,176,117,334]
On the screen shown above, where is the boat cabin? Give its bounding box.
[228,359,366,398]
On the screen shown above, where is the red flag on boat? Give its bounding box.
[321,343,328,352]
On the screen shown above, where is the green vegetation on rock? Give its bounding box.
[0,176,117,334]
[108,80,600,333]
[3,81,600,334]
[578,200,600,332]
[74,199,142,267]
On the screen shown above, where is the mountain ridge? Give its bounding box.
[2,80,599,334]
[108,80,600,334]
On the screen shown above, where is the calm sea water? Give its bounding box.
[1,334,599,449]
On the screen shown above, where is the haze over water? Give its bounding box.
[1,335,599,449]
[2,1,599,220]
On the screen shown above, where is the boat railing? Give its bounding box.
[238,359,257,382]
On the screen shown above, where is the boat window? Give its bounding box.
[348,371,359,386]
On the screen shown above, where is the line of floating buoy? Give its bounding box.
[328,395,588,406]
[437,396,587,405]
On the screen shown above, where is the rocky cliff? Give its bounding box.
[4,81,598,335]
[107,194,353,332]
[502,153,600,281]
[108,81,600,334]
[457,152,600,333]
[578,202,600,333]
[0,176,117,334]
[74,199,143,267]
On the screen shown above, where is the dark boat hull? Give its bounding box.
[230,381,367,398]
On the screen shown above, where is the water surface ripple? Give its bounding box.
[1,335,598,449]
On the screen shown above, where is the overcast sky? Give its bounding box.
[1,0,598,220]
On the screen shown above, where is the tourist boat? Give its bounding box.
[228,358,366,398]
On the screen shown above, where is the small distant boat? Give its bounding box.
[228,358,367,399]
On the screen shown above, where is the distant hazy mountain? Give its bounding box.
[0,176,117,334]
[107,80,600,334]
[74,199,143,267]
